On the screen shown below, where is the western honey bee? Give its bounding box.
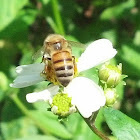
[33,34,85,87]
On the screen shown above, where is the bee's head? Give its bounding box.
[44,34,68,55]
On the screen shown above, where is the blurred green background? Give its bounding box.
[0,0,140,140]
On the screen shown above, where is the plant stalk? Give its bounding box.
[83,111,110,140]
[51,0,65,35]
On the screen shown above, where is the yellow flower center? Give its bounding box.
[51,93,72,117]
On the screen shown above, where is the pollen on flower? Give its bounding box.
[41,61,60,85]
[51,93,74,117]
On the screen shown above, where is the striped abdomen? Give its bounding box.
[52,51,74,87]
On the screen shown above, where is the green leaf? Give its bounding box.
[0,71,9,101]
[19,46,34,65]
[1,117,38,140]
[1,105,38,140]
[0,72,8,91]
[133,30,140,46]
[128,101,140,122]
[81,68,99,84]
[101,30,117,45]
[15,135,58,140]
[0,0,28,31]
[31,111,72,139]
[100,0,135,20]
[103,107,140,140]
[0,9,37,42]
[118,44,140,78]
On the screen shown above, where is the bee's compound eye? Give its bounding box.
[53,42,62,50]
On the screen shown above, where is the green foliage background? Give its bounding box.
[0,0,140,140]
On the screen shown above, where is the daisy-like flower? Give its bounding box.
[10,39,117,118]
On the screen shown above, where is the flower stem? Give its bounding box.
[11,93,50,135]
[83,111,110,140]
[51,0,65,35]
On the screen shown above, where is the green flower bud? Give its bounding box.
[104,88,118,106]
[51,93,76,117]
[99,63,122,88]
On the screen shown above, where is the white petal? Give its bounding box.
[77,39,117,72]
[10,63,45,88]
[69,106,77,113]
[10,74,44,88]
[51,106,58,114]
[16,63,45,75]
[66,77,106,118]
[26,85,59,103]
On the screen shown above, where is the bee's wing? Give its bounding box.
[32,46,46,61]
[68,40,87,50]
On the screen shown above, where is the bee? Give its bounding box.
[33,34,85,87]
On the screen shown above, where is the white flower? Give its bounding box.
[10,63,45,88]
[77,39,117,72]
[10,39,117,118]
[65,77,106,118]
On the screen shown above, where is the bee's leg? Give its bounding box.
[72,56,78,76]
[42,58,51,73]
[41,55,45,63]
[72,56,75,62]
[72,56,76,67]
[42,56,51,66]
